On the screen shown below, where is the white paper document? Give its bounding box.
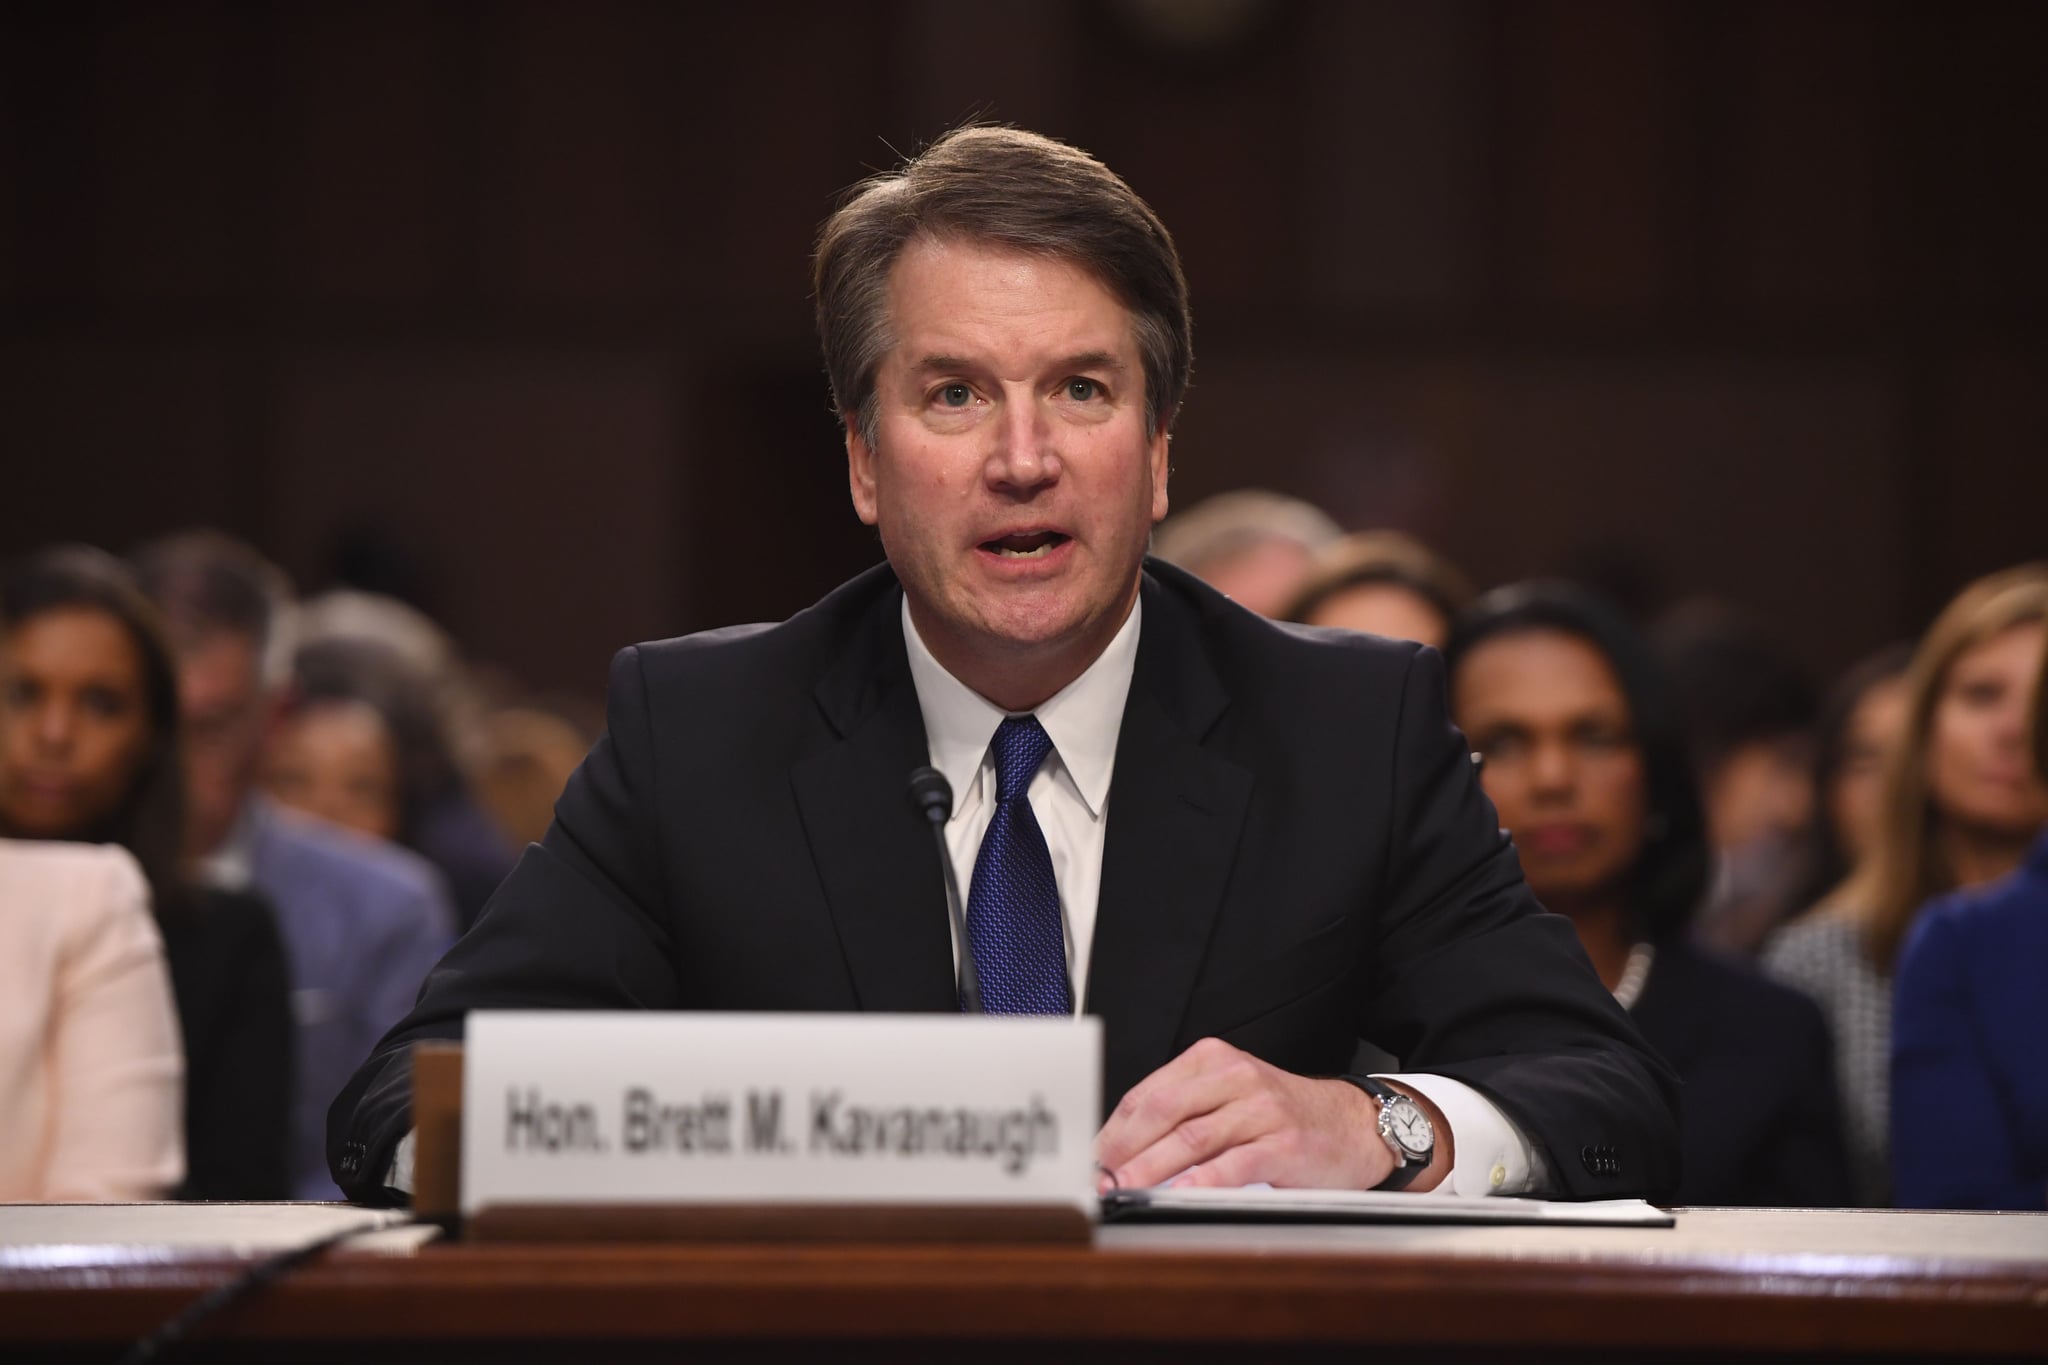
[0,1204,432,1267]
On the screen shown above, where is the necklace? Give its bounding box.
[1611,942,1656,1011]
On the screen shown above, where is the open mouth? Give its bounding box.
[980,531,1070,559]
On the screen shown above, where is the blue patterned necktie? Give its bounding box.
[965,715,1072,1015]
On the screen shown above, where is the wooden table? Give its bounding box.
[2,1204,2044,1362]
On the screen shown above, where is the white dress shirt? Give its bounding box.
[902,596,1544,1197]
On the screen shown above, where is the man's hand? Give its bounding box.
[1095,1038,1450,1192]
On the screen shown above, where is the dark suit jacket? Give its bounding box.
[157,886,295,1201]
[1630,940,1850,1207]
[330,560,1680,1202]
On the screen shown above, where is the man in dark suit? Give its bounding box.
[331,127,1679,1204]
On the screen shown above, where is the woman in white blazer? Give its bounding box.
[0,838,182,1201]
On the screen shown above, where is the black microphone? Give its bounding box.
[908,766,983,1013]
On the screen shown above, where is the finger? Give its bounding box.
[1166,1136,1282,1189]
[1096,1038,1266,1173]
[1108,1085,1281,1190]
[1114,1096,1253,1186]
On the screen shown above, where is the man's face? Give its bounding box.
[177,632,276,857]
[847,238,1169,705]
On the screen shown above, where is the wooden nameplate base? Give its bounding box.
[463,1202,1090,1243]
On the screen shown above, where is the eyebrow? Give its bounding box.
[906,351,1127,377]
[1053,351,1125,375]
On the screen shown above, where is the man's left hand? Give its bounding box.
[1095,1037,1414,1192]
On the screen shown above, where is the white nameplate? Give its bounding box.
[460,1012,1101,1218]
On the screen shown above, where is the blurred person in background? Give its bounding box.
[1764,564,2048,1206]
[1654,604,1820,957]
[1779,646,1915,930]
[0,546,289,1199]
[0,838,183,1202]
[292,589,472,735]
[268,632,516,930]
[1891,619,2048,1209]
[131,532,456,1200]
[294,589,517,926]
[1282,530,1474,649]
[265,684,401,843]
[1447,583,1850,1207]
[469,702,593,850]
[1148,489,1340,617]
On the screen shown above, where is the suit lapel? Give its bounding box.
[790,575,960,1014]
[1088,569,1254,1108]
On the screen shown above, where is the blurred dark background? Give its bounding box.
[3,0,2044,703]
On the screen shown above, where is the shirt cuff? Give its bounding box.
[386,1129,417,1194]
[1378,1072,1550,1197]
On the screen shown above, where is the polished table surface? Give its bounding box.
[2,1203,2045,1361]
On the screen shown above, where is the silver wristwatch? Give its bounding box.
[1349,1075,1435,1191]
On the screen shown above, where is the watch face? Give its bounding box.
[1381,1098,1434,1158]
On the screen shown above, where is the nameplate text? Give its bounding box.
[460,1012,1100,1217]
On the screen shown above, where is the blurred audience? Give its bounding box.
[1283,530,1473,648]
[271,630,516,929]
[1654,603,1819,955]
[0,839,183,1201]
[469,702,593,849]
[266,684,402,842]
[1764,564,2048,1206]
[0,546,291,1199]
[294,589,467,719]
[1447,583,1849,1207]
[131,531,456,1201]
[1149,489,1340,617]
[1891,584,2048,1210]
[8,496,2039,1219]
[1781,645,1915,926]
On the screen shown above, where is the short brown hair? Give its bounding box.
[1283,530,1474,628]
[813,126,1192,449]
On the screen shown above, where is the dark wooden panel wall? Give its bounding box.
[2,0,2042,696]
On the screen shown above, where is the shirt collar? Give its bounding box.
[901,593,1141,820]
[197,796,263,892]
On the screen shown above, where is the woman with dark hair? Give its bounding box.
[0,545,294,1200]
[1445,582,1849,1206]
[1783,645,1915,923]
[265,630,515,930]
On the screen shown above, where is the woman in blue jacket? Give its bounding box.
[1892,605,2048,1210]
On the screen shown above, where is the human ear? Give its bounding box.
[846,417,880,527]
[1148,427,1170,524]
